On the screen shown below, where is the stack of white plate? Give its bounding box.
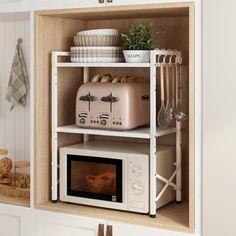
[71,29,123,63]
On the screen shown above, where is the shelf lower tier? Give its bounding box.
[37,201,189,233]
[56,125,177,139]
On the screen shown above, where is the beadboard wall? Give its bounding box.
[0,16,30,164]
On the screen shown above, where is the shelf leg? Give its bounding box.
[150,50,157,216]
[51,133,58,202]
[51,52,59,202]
[83,67,90,143]
[176,120,182,202]
[83,67,89,83]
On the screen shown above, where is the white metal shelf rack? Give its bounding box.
[51,49,183,218]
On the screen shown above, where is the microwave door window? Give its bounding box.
[67,155,122,202]
[71,161,116,195]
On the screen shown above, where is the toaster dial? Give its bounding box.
[79,118,86,124]
[98,113,109,127]
[77,112,88,127]
[101,119,107,126]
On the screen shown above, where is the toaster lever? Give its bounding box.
[101,95,119,103]
[79,94,97,102]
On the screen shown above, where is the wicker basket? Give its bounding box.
[0,172,30,198]
[0,184,30,198]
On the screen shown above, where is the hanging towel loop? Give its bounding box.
[17,38,23,45]
[5,38,29,111]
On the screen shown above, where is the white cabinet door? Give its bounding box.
[0,0,29,13]
[203,0,236,236]
[32,0,105,11]
[36,210,106,236]
[0,205,34,236]
[106,0,198,7]
[0,214,20,236]
[109,221,196,236]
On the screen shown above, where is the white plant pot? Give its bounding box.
[123,50,150,63]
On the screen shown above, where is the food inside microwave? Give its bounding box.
[71,161,117,196]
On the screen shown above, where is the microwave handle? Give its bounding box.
[106,225,112,236]
[98,224,104,236]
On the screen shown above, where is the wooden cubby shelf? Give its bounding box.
[39,201,189,232]
[35,2,195,233]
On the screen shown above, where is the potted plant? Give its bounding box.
[122,21,164,63]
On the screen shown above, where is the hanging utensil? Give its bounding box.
[175,63,180,110]
[179,64,183,107]
[171,64,176,111]
[174,63,187,121]
[165,63,172,124]
[158,63,168,128]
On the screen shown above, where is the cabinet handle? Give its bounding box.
[107,0,113,2]
[98,224,104,236]
[106,225,112,236]
[98,0,104,3]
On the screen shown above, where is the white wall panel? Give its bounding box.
[0,0,30,13]
[0,18,30,164]
[203,0,236,235]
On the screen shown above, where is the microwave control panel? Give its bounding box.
[128,155,149,213]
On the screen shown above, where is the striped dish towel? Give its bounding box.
[6,40,29,111]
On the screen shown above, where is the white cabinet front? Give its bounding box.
[0,0,29,13]
[37,211,106,236]
[0,214,20,236]
[110,221,196,236]
[106,0,198,6]
[32,0,105,11]
[40,223,98,236]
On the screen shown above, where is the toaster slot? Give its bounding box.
[101,93,119,113]
[101,94,119,103]
[87,83,113,128]
[79,93,97,102]
[79,92,97,112]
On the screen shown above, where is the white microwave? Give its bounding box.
[60,140,175,214]
[60,140,149,213]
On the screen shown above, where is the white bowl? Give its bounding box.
[77,29,119,36]
[70,46,124,63]
[73,35,118,47]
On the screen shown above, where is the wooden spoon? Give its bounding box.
[165,63,172,124]
[158,63,168,128]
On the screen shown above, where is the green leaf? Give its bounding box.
[121,20,164,50]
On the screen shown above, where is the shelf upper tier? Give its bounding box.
[56,125,176,139]
[56,62,151,68]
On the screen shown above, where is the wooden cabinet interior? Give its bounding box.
[34,3,194,233]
